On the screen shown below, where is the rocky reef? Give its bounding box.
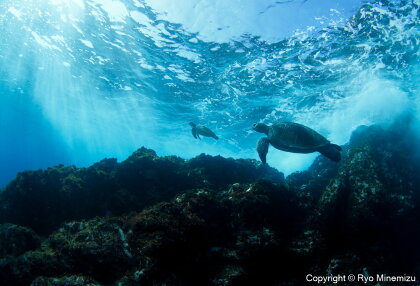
[0,120,419,285]
[0,149,282,235]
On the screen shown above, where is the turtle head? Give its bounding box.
[257,137,270,164]
[253,123,269,135]
[189,122,196,127]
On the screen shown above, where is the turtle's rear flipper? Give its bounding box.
[192,128,198,139]
[318,144,341,162]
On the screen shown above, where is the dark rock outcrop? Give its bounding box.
[0,224,40,258]
[310,123,420,277]
[0,181,309,285]
[0,149,283,235]
[31,275,100,286]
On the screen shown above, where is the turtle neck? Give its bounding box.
[261,124,269,135]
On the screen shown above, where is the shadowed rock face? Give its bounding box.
[0,224,40,258]
[30,276,101,286]
[0,120,419,285]
[311,123,420,276]
[0,149,283,235]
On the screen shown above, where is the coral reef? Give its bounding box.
[0,120,418,285]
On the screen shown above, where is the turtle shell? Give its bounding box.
[268,122,330,153]
[197,125,217,137]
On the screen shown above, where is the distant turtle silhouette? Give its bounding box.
[253,122,341,163]
[190,122,219,140]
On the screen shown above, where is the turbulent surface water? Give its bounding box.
[0,0,419,187]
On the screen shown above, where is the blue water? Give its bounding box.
[0,0,418,187]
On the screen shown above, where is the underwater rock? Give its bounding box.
[286,155,340,201]
[0,224,40,258]
[121,180,310,285]
[45,217,136,284]
[223,181,309,234]
[0,217,136,285]
[30,275,100,286]
[0,165,81,235]
[187,154,284,188]
[1,249,66,286]
[311,123,420,276]
[123,188,238,285]
[0,180,303,285]
[318,124,418,229]
[0,148,283,235]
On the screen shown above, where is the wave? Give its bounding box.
[0,0,418,186]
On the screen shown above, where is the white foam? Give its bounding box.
[31,32,62,51]
[92,0,128,22]
[8,7,24,20]
[50,0,83,9]
[175,47,202,63]
[320,74,411,144]
[130,10,150,24]
[80,39,94,48]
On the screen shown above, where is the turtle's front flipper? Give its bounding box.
[257,137,270,164]
[192,127,198,139]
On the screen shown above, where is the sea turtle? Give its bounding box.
[253,122,341,163]
[190,122,219,140]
